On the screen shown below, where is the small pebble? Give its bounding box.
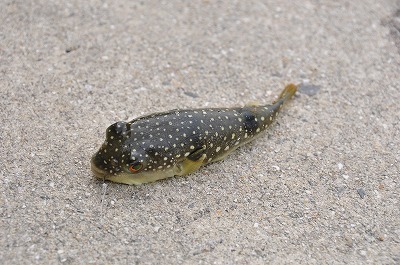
[65,45,80,53]
[357,188,366,199]
[298,83,320,96]
[184,91,199,98]
[272,165,280,171]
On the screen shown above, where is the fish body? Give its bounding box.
[91,84,297,185]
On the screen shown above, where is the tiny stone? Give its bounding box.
[272,165,280,171]
[184,91,199,98]
[357,188,366,199]
[298,83,321,96]
[338,163,343,170]
[253,223,259,228]
[342,174,349,180]
[65,45,80,53]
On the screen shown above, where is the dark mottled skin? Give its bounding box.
[91,84,297,184]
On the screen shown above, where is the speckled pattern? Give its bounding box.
[1,0,399,264]
[91,85,296,184]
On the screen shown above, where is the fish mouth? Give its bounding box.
[90,156,108,179]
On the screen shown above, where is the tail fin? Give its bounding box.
[275,83,297,103]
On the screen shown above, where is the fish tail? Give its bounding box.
[274,83,297,104]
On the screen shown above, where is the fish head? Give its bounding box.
[91,121,173,185]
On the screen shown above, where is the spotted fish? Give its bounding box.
[91,84,297,185]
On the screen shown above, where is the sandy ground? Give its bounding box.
[1,0,399,264]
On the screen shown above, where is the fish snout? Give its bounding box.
[90,154,107,178]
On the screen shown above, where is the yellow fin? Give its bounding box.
[174,148,207,176]
[275,83,297,103]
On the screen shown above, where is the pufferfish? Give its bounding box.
[91,84,297,185]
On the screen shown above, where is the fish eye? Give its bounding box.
[129,162,143,173]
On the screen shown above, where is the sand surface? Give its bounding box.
[1,0,399,264]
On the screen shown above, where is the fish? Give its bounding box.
[91,84,297,185]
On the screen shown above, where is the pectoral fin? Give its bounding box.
[174,147,207,176]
